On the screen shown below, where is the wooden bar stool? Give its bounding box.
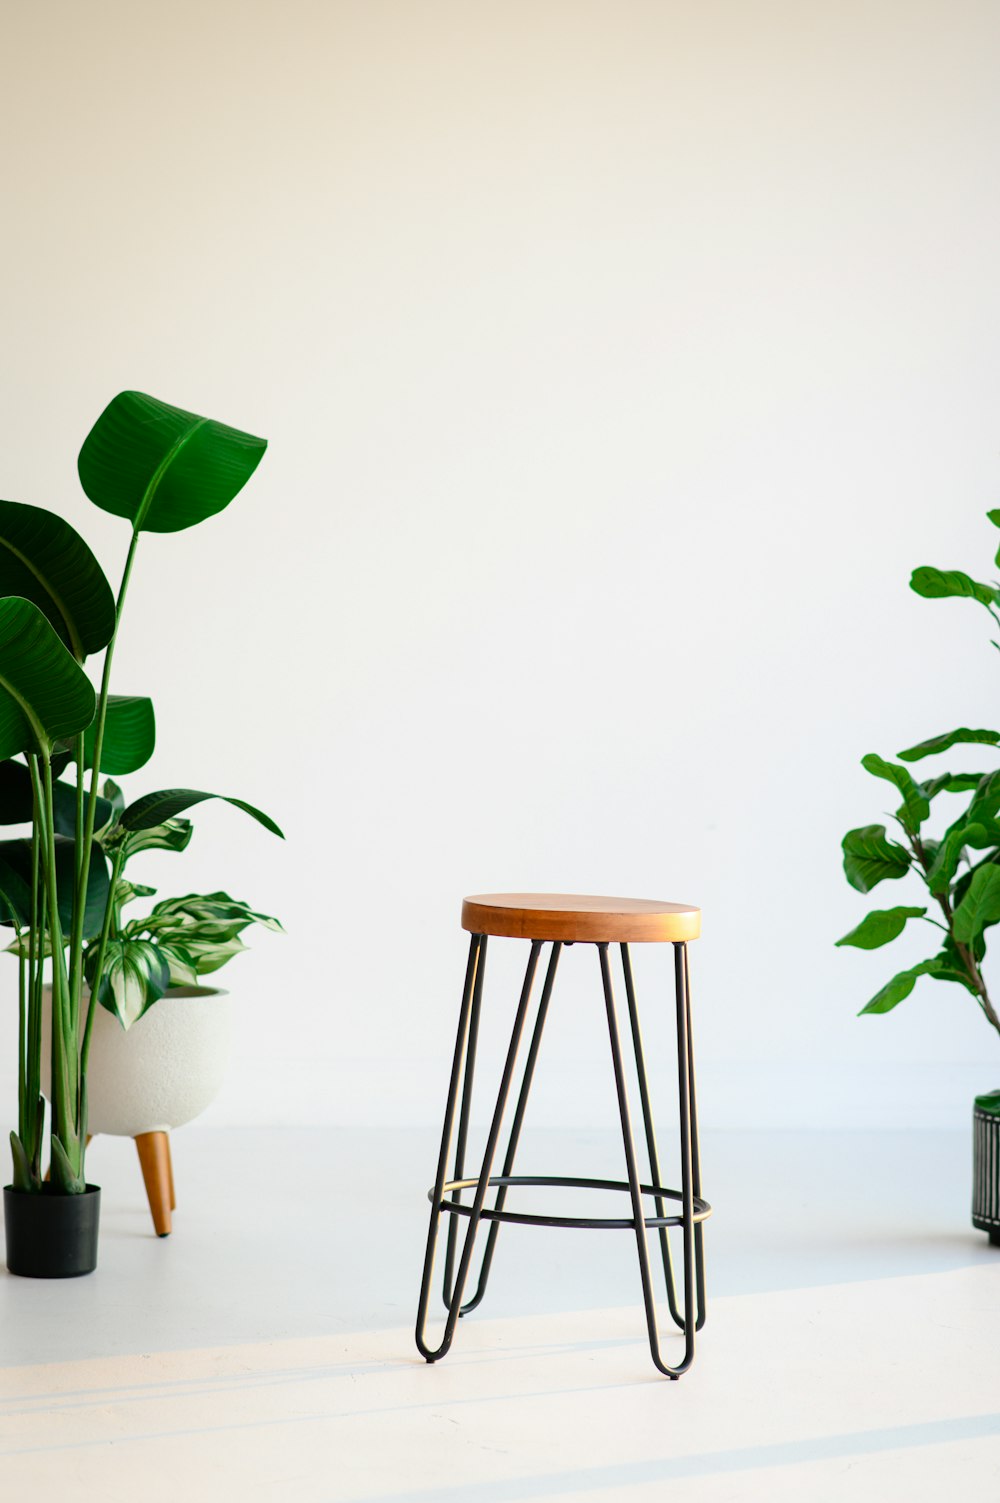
[415,893,710,1379]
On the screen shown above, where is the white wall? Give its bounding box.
[1,0,999,1136]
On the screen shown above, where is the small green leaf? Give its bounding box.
[898,728,1000,762]
[966,768,1000,827]
[859,958,944,1015]
[9,1130,33,1192]
[114,879,156,909]
[114,817,193,859]
[120,788,283,838]
[183,935,247,975]
[953,864,1000,944]
[95,937,171,1029]
[909,567,996,606]
[78,391,267,534]
[836,906,927,950]
[83,695,155,775]
[0,500,115,661]
[861,753,930,832]
[929,934,983,991]
[49,1135,85,1194]
[842,825,911,893]
[157,940,199,987]
[143,891,283,937]
[987,510,1000,529]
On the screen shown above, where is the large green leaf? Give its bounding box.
[94,937,171,1029]
[120,788,283,838]
[0,598,95,758]
[0,844,32,928]
[953,865,1000,944]
[859,958,945,1015]
[842,825,911,893]
[0,501,115,662]
[0,835,108,937]
[836,906,926,950]
[78,391,267,534]
[83,694,155,774]
[898,727,1000,762]
[909,567,996,606]
[0,760,110,834]
[860,753,929,832]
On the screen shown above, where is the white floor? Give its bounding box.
[1,1128,999,1499]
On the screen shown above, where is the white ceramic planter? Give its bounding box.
[42,986,231,1137]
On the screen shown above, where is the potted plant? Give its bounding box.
[837,509,1000,1245]
[38,889,282,1237]
[1,390,282,1277]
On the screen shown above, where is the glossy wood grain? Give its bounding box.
[461,893,700,943]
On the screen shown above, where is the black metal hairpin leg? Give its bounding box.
[458,942,563,1315]
[599,941,696,1378]
[415,938,543,1363]
[441,930,488,1309]
[677,940,707,1333]
[620,943,684,1331]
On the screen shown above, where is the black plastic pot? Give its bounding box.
[3,1184,101,1277]
[973,1092,1000,1246]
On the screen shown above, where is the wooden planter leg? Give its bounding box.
[135,1131,173,1237]
[166,1132,176,1211]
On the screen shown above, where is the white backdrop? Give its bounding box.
[1,0,999,1135]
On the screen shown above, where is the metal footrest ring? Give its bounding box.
[432,1173,712,1231]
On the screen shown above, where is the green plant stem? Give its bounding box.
[26,772,45,1179]
[80,844,126,1080]
[69,527,141,1029]
[16,922,25,1143]
[69,732,86,1009]
[35,754,76,1164]
[911,833,1000,1036]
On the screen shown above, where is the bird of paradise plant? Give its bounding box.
[1,391,282,1201]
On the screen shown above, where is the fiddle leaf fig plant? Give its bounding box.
[838,512,1000,1040]
[4,391,282,1197]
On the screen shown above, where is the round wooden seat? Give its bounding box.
[461,893,700,944]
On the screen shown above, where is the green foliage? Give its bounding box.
[0,599,95,758]
[116,891,283,992]
[841,511,1000,1042]
[953,865,1000,945]
[1,391,275,1199]
[83,695,155,774]
[860,753,930,832]
[78,391,267,534]
[836,907,926,950]
[0,501,115,661]
[898,727,1000,762]
[94,937,171,1030]
[841,825,911,893]
[859,959,946,1014]
[120,788,283,838]
[909,567,996,606]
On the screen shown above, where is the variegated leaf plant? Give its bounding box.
[1,392,283,1196]
[838,511,1000,1039]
